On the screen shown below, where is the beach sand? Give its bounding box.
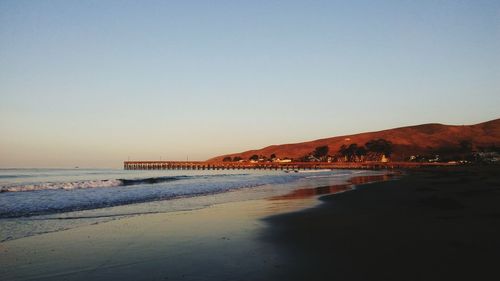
[1,172,358,281]
[264,165,500,281]
[2,167,498,280]
[0,196,312,281]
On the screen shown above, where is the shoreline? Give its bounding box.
[0,169,386,243]
[262,165,500,281]
[0,170,390,281]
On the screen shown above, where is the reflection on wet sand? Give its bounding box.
[0,171,396,281]
[269,173,396,201]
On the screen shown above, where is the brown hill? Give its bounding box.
[208,118,500,162]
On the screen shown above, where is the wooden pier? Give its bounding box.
[123,161,457,170]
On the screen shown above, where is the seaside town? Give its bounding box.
[222,138,500,164]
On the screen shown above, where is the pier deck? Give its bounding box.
[123,161,457,170]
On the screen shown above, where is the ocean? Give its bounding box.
[0,168,378,242]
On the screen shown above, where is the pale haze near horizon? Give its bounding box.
[1,0,499,168]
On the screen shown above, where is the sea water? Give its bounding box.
[0,168,378,242]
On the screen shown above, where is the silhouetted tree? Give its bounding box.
[299,154,311,162]
[457,140,473,161]
[223,156,232,162]
[270,153,277,160]
[338,145,348,161]
[338,144,364,162]
[365,139,393,156]
[459,140,473,152]
[313,145,329,159]
[347,144,357,161]
[233,156,242,162]
[249,154,259,161]
[355,146,367,161]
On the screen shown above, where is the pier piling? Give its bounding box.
[124,161,457,171]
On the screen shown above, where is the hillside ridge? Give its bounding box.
[208,118,500,162]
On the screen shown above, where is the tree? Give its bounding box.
[223,156,232,162]
[233,156,242,162]
[338,144,363,162]
[347,144,363,161]
[459,140,472,152]
[458,140,473,161]
[355,146,367,161]
[338,145,348,161]
[313,145,329,159]
[270,153,277,160]
[346,144,357,161]
[365,139,393,156]
[249,154,259,161]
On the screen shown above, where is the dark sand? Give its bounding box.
[263,165,500,281]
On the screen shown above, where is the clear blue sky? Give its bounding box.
[1,0,499,168]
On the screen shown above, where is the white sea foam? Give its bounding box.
[0,179,123,192]
[305,173,351,179]
[297,169,332,173]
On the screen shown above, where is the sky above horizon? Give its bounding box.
[1,0,499,168]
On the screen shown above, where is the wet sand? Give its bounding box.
[0,198,301,281]
[263,165,500,281]
[1,173,390,281]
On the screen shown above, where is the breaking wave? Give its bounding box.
[0,172,304,218]
[1,179,123,192]
[0,174,247,193]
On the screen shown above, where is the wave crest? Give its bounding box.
[0,179,123,192]
[0,174,250,193]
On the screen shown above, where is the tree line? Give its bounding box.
[222,139,393,162]
[299,138,393,162]
[337,139,392,162]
